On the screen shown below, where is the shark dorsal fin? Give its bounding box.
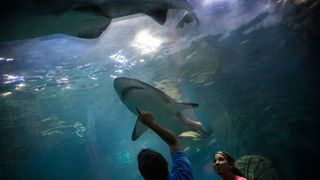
[131,118,149,141]
[166,102,199,113]
[146,9,168,25]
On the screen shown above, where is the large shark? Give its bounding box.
[113,77,209,141]
[0,0,199,42]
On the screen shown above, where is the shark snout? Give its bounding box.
[113,77,129,90]
[114,77,127,98]
[113,77,145,101]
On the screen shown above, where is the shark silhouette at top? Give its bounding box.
[0,0,199,42]
[114,77,210,141]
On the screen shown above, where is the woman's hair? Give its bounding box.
[138,148,169,180]
[215,151,246,178]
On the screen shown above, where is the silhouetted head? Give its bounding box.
[138,149,169,180]
[213,151,245,178]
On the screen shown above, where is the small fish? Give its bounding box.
[178,131,202,140]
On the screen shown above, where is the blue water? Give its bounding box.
[1,0,319,179]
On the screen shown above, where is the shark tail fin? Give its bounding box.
[146,8,168,25]
[167,102,199,113]
[131,118,149,141]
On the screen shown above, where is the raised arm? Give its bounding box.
[137,109,180,153]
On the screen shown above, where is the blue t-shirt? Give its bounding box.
[167,151,194,180]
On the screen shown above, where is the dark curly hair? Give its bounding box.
[137,149,169,180]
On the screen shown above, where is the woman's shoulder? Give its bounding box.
[235,175,247,180]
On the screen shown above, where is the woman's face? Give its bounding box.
[213,153,233,175]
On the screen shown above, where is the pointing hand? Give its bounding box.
[136,108,155,126]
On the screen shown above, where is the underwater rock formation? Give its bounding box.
[235,155,281,180]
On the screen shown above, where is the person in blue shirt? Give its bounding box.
[137,109,194,180]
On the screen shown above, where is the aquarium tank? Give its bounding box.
[0,0,319,179]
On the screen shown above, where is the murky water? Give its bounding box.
[1,0,319,179]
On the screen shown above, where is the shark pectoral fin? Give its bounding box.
[131,118,149,141]
[167,102,199,113]
[146,9,168,25]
